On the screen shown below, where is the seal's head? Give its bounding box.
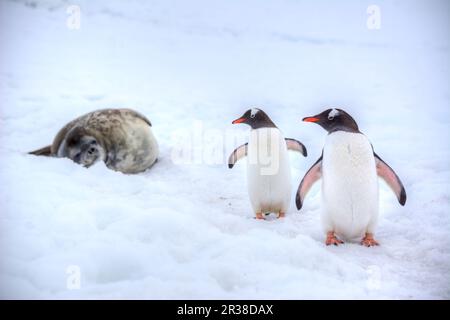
[61,127,106,167]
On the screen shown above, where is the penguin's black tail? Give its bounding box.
[29,145,52,156]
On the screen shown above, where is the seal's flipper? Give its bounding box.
[296,153,323,210]
[285,138,307,157]
[29,145,52,156]
[228,143,248,169]
[374,153,407,206]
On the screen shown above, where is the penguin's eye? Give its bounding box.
[250,114,255,119]
[328,115,334,121]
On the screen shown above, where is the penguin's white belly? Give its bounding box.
[246,128,292,213]
[322,131,378,239]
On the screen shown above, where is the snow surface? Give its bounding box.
[0,0,449,299]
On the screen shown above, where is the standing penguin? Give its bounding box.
[229,108,307,219]
[296,108,406,246]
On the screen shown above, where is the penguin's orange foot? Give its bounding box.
[361,233,379,247]
[278,212,285,219]
[255,212,264,220]
[325,232,344,246]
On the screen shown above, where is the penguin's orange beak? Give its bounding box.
[302,117,320,123]
[232,117,246,124]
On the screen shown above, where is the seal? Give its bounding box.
[29,108,159,174]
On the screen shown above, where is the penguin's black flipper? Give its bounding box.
[228,143,248,169]
[374,153,407,206]
[285,138,307,157]
[296,153,323,210]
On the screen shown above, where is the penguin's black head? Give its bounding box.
[232,108,277,129]
[302,108,359,133]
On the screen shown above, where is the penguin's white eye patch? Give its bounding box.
[250,108,258,118]
[328,108,339,120]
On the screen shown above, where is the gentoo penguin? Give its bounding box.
[229,108,307,219]
[29,108,159,174]
[296,108,406,246]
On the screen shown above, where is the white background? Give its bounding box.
[0,0,449,298]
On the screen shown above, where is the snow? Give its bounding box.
[0,0,449,299]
